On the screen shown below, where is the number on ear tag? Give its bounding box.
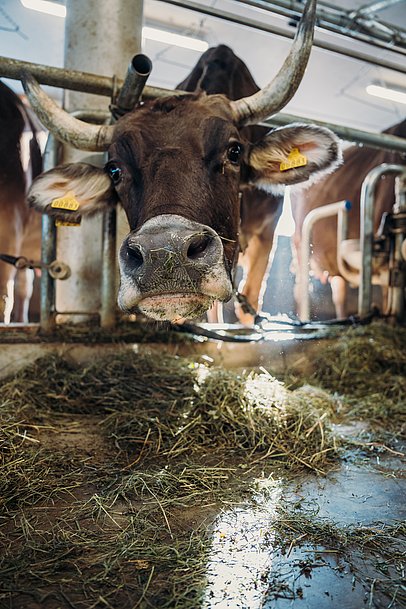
[280,148,308,172]
[51,191,80,211]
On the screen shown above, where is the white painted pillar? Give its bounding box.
[56,0,143,322]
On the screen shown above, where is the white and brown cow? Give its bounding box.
[24,0,341,323]
[0,81,42,323]
[291,119,406,318]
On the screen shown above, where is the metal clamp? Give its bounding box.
[47,260,71,280]
[0,252,71,280]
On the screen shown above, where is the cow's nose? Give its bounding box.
[125,231,213,268]
[125,243,144,270]
[118,214,234,317]
[122,217,224,278]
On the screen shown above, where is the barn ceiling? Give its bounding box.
[0,0,405,135]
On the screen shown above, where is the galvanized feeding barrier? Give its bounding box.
[0,54,405,334]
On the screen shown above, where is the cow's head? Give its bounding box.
[25,0,342,321]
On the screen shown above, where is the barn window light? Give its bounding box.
[366,84,406,105]
[20,0,66,18]
[143,27,208,52]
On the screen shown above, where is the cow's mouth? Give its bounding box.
[137,292,214,322]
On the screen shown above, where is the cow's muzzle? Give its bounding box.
[118,215,233,321]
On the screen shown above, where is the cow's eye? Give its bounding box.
[106,162,122,184]
[227,142,243,165]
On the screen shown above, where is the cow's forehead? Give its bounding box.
[112,93,237,146]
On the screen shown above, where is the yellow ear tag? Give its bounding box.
[280,148,308,172]
[51,191,80,211]
[55,219,81,228]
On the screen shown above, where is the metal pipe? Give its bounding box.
[113,54,153,116]
[299,200,350,320]
[157,0,406,68]
[358,163,405,316]
[262,113,406,154]
[236,0,406,52]
[39,134,59,332]
[1,56,406,154]
[100,208,117,328]
[389,173,406,323]
[385,172,406,321]
[0,56,183,99]
[337,200,351,250]
[352,0,404,17]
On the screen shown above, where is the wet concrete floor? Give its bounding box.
[205,437,405,609]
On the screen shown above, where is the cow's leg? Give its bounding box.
[329,275,347,319]
[12,268,35,323]
[207,301,224,324]
[236,233,274,325]
[0,223,23,323]
[0,268,17,324]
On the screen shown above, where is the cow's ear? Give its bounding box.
[246,123,342,191]
[28,162,117,221]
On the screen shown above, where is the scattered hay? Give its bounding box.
[0,353,339,471]
[283,321,406,436]
[0,351,339,608]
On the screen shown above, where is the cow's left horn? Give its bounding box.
[22,72,115,152]
[230,0,316,126]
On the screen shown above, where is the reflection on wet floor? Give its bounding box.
[203,443,405,609]
[203,480,282,609]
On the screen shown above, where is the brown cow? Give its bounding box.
[24,0,342,323]
[291,119,406,318]
[0,81,42,323]
[176,45,284,324]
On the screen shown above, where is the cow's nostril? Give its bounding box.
[126,244,144,269]
[187,234,212,260]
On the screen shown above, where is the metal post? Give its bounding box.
[358,164,405,317]
[39,134,59,332]
[58,0,144,327]
[101,209,118,328]
[299,200,351,321]
[386,173,406,322]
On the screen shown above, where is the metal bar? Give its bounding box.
[39,134,58,332]
[353,0,404,17]
[0,56,182,99]
[358,163,405,316]
[100,208,117,328]
[337,200,351,249]
[114,54,153,115]
[157,0,406,68]
[262,114,406,154]
[236,0,406,51]
[299,200,350,321]
[1,56,406,154]
[385,172,406,321]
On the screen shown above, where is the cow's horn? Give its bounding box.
[231,0,317,126]
[21,72,115,152]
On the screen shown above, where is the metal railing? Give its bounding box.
[298,165,406,322]
[1,55,406,154]
[2,56,405,329]
[298,200,351,321]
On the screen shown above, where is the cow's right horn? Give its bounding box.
[231,0,317,126]
[22,72,115,152]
